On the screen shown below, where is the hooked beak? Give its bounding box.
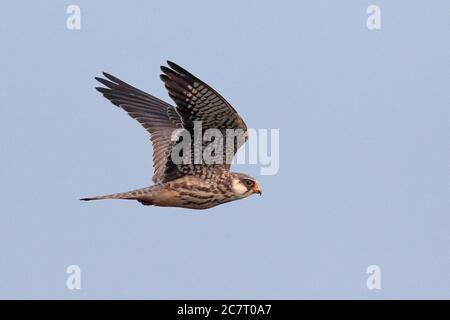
[252,184,262,196]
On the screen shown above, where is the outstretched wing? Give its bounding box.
[95,73,183,184]
[160,61,248,169]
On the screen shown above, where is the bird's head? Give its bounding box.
[230,173,262,198]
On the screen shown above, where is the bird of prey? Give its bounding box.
[81,61,261,209]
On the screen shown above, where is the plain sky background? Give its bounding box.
[0,1,449,299]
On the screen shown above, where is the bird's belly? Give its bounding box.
[152,187,224,209]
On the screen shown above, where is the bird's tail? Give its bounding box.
[80,187,153,202]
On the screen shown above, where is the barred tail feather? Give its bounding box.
[80,193,133,201]
[80,187,153,202]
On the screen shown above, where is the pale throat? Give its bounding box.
[231,179,248,196]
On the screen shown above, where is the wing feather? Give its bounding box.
[160,61,248,169]
[94,73,183,183]
[94,61,248,183]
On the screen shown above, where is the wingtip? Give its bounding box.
[93,72,110,80]
[166,60,177,69]
[165,60,194,78]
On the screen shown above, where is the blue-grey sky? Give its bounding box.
[1,1,449,299]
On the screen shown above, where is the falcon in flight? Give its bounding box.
[81,61,261,209]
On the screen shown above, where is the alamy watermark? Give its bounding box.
[66,5,81,30]
[169,122,280,175]
[366,265,381,290]
[366,5,381,30]
[66,265,81,290]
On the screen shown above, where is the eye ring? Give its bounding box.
[245,180,254,187]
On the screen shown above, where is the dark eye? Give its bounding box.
[245,180,254,187]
